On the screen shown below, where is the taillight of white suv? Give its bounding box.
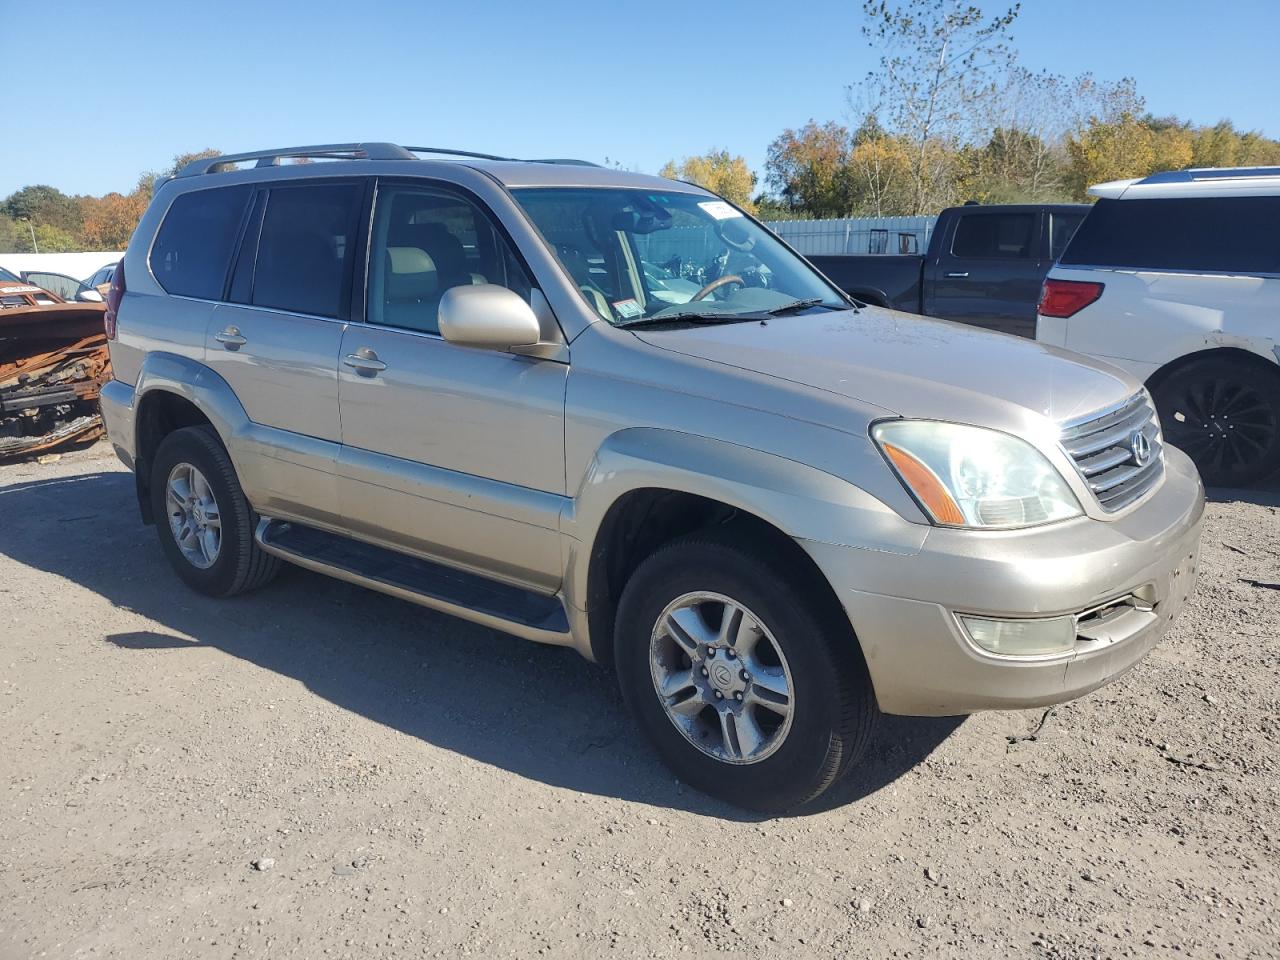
[1038,278,1103,318]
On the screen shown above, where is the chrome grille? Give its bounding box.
[1059,392,1164,512]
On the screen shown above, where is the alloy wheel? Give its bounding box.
[649,591,794,765]
[165,461,222,569]
[1161,377,1278,478]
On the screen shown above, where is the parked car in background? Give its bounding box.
[18,262,118,303]
[808,203,1087,338]
[100,143,1202,812]
[1038,167,1280,487]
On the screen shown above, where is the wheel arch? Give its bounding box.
[563,428,926,664]
[1146,345,1280,391]
[130,353,250,524]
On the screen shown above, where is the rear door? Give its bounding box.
[200,178,367,525]
[925,210,1044,337]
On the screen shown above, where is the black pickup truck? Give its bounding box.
[809,203,1088,338]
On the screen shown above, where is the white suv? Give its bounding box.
[1037,167,1280,486]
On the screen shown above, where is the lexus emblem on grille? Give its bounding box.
[1130,429,1153,466]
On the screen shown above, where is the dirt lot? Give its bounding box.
[1,442,1277,960]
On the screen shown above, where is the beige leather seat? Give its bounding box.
[382,246,439,330]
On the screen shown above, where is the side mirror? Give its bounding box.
[76,288,105,303]
[438,284,541,351]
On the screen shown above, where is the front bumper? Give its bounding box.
[803,446,1205,716]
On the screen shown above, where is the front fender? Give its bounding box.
[560,427,926,615]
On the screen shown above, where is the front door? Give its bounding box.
[336,182,568,591]
[925,210,1045,338]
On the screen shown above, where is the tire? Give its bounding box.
[1151,356,1280,487]
[614,531,876,813]
[149,425,280,598]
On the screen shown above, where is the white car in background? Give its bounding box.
[1037,167,1280,486]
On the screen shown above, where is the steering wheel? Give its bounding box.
[691,274,744,302]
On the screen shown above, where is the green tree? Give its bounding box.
[764,121,856,217]
[3,185,84,235]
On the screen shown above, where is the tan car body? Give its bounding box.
[100,156,1204,716]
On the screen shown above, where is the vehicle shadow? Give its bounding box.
[1206,478,1280,507]
[0,469,962,820]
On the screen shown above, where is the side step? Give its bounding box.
[255,519,573,647]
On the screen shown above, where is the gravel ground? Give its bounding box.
[1,441,1277,960]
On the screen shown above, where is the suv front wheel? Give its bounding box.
[150,426,280,597]
[614,532,876,813]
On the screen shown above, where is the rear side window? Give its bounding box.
[1049,212,1085,261]
[951,213,1035,259]
[252,182,363,318]
[1061,197,1280,274]
[149,185,251,299]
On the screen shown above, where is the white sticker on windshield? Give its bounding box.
[612,298,643,319]
[697,200,744,221]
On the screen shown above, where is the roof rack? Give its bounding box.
[176,142,598,178]
[1138,166,1280,185]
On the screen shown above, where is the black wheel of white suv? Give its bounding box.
[614,531,877,813]
[149,426,280,598]
[1152,356,1280,487]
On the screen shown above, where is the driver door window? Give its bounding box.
[367,186,531,334]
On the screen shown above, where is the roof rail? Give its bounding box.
[176,143,416,177]
[401,146,515,161]
[1138,166,1280,185]
[176,143,603,178]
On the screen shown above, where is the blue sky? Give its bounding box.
[4,0,1276,198]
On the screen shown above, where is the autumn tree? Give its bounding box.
[764,121,856,217]
[80,192,150,249]
[660,150,757,210]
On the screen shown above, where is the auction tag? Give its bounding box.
[612,298,643,318]
[698,200,744,220]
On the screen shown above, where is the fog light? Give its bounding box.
[959,615,1076,657]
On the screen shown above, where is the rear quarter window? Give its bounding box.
[1061,197,1280,275]
[149,185,252,299]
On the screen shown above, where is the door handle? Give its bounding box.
[343,349,387,374]
[944,271,970,278]
[214,326,247,349]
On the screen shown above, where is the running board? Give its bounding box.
[255,519,573,647]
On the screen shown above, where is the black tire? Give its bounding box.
[1151,356,1280,487]
[149,425,280,598]
[614,531,876,813]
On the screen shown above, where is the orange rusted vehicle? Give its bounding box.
[0,267,111,459]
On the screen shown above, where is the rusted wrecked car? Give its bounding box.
[0,266,111,459]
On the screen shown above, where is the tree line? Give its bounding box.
[4,1,1278,253]
[0,150,220,253]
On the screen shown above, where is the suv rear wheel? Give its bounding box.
[150,426,280,597]
[614,531,876,813]
[1152,356,1280,487]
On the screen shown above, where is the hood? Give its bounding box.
[634,307,1139,427]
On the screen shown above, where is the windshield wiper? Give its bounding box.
[762,297,836,316]
[615,311,768,329]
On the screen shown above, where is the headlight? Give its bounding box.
[872,420,1082,529]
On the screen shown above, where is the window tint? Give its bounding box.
[1049,212,1084,261]
[367,186,532,334]
[1061,197,1280,274]
[252,183,362,318]
[951,213,1035,259]
[149,185,251,299]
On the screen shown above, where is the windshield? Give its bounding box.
[0,266,20,284]
[510,188,847,325]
